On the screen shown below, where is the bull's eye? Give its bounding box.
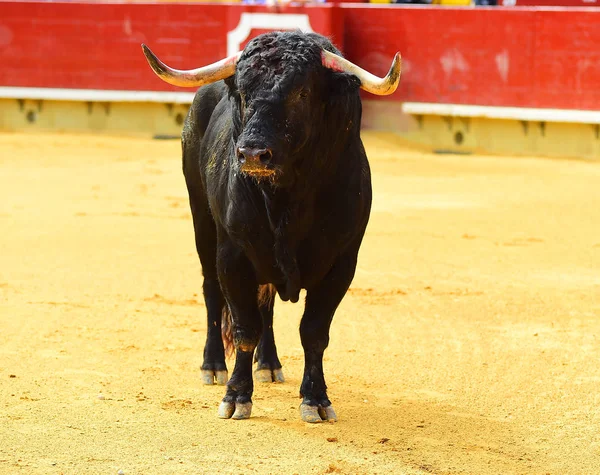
[299,89,309,99]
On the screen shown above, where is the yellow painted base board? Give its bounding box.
[1,97,599,160]
[0,98,190,138]
[362,100,600,160]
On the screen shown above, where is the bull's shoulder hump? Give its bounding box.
[186,81,229,134]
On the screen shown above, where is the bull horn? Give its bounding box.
[321,50,402,96]
[141,44,241,88]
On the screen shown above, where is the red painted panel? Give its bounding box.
[0,3,228,91]
[343,6,538,106]
[532,10,600,109]
[342,5,600,109]
[0,2,343,92]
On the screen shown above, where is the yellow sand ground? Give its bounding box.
[1,132,599,474]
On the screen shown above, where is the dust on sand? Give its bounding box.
[1,132,599,474]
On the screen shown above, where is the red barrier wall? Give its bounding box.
[0,2,344,92]
[342,5,600,110]
[1,2,599,111]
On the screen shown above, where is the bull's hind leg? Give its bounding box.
[184,165,228,386]
[299,253,358,423]
[216,240,262,420]
[199,276,228,386]
[254,285,285,383]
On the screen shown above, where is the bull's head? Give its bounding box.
[142,33,401,183]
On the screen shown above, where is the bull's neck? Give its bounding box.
[258,186,312,302]
[260,186,312,236]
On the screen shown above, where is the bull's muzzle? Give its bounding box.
[236,147,275,177]
[237,147,273,165]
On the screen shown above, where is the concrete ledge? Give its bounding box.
[402,102,600,125]
[0,87,195,104]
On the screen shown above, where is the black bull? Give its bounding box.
[142,31,401,422]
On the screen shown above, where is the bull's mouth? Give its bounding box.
[240,163,277,179]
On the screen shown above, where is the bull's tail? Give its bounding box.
[258,283,277,308]
[221,284,277,359]
[221,305,234,359]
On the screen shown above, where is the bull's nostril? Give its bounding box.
[236,147,246,163]
[259,149,273,164]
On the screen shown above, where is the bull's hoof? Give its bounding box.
[300,403,338,423]
[318,405,337,422]
[217,401,252,420]
[201,369,228,386]
[254,368,285,383]
[217,401,235,419]
[232,402,253,420]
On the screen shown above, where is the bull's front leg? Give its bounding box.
[299,253,358,423]
[216,240,262,420]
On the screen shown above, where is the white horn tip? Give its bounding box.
[381,52,402,95]
[141,44,159,70]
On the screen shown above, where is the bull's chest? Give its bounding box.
[221,199,336,297]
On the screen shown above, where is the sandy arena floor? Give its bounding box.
[1,132,599,474]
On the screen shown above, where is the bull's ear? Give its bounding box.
[327,71,361,98]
